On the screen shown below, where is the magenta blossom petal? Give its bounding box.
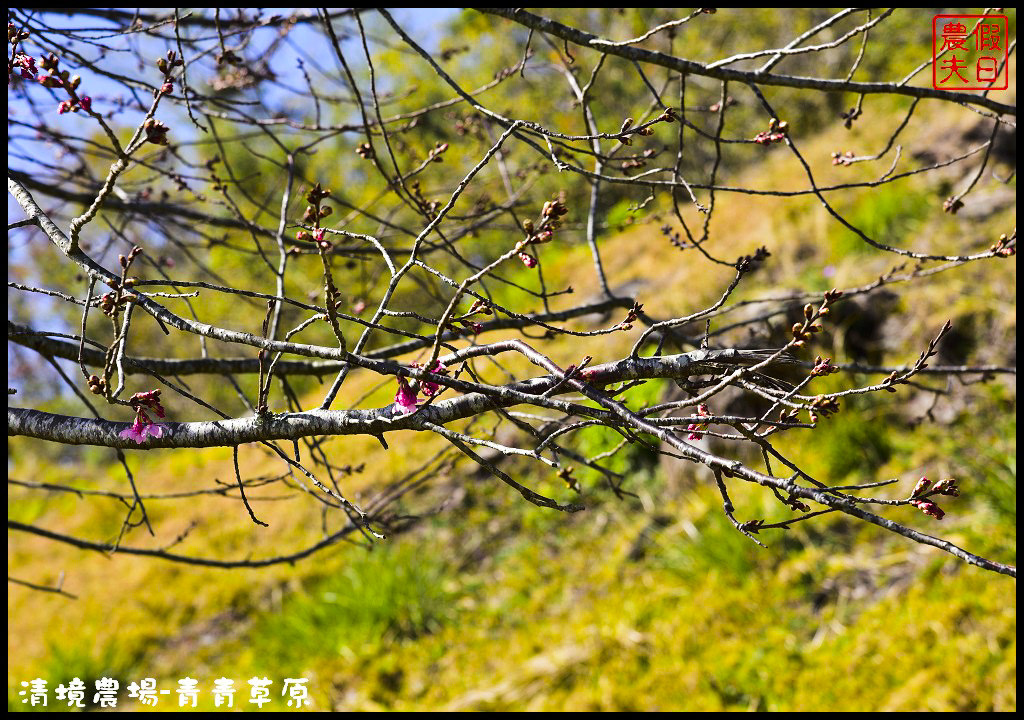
[394,378,418,415]
[119,423,147,444]
[420,360,447,397]
[118,411,167,444]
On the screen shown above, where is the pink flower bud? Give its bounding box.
[518,252,538,268]
[910,499,945,520]
[911,477,931,497]
[393,377,418,415]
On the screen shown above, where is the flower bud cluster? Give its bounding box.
[143,118,170,145]
[100,245,143,318]
[454,298,492,336]
[735,246,770,273]
[785,494,811,513]
[453,113,483,138]
[620,301,643,331]
[990,232,1015,257]
[840,106,861,129]
[790,289,841,347]
[393,361,448,415]
[686,403,711,441]
[514,193,568,268]
[13,46,95,114]
[831,150,855,166]
[810,355,838,377]
[426,141,449,163]
[57,92,90,114]
[617,109,676,147]
[408,179,442,219]
[753,117,789,145]
[87,374,107,395]
[100,291,131,316]
[661,224,688,251]
[297,182,347,346]
[8,22,30,44]
[130,389,165,417]
[882,369,904,393]
[411,360,449,398]
[739,519,765,534]
[620,149,658,173]
[807,394,839,423]
[656,107,679,123]
[907,476,961,521]
[155,49,183,95]
[305,182,332,208]
[779,407,800,424]
[10,52,35,80]
[616,116,657,146]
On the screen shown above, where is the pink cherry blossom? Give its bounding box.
[118,413,167,444]
[119,417,148,444]
[118,389,169,444]
[12,53,35,79]
[417,360,448,397]
[394,377,418,415]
